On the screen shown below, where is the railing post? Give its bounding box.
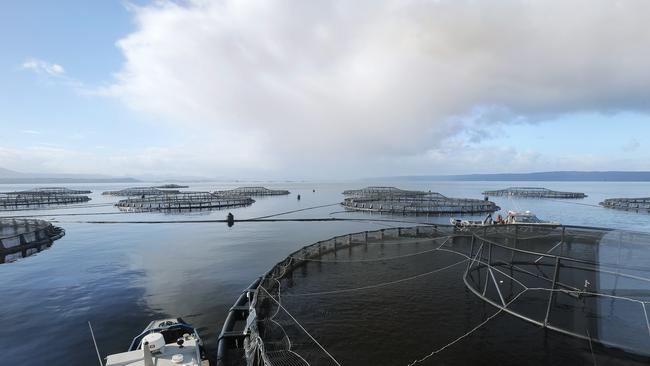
[544,257,561,327]
[483,242,492,296]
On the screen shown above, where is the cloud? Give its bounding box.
[21,58,65,77]
[98,0,650,176]
[21,130,41,135]
[622,138,640,152]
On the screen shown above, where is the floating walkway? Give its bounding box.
[342,186,498,214]
[600,197,650,212]
[115,191,254,211]
[218,224,650,365]
[0,187,91,209]
[214,186,290,196]
[482,187,586,199]
[0,218,65,263]
[102,187,180,196]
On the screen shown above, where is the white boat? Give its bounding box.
[503,210,558,225]
[450,213,494,228]
[451,211,558,227]
[104,318,210,366]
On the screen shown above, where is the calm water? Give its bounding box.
[0,180,649,365]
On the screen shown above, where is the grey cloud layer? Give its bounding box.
[106,0,650,175]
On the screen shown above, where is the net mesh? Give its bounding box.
[243,224,650,365]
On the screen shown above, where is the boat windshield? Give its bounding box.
[512,214,542,223]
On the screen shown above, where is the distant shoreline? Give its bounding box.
[0,178,139,184]
[370,171,650,182]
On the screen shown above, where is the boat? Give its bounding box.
[503,210,558,225]
[105,318,210,366]
[451,211,557,228]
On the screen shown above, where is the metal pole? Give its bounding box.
[88,321,104,366]
[544,257,561,327]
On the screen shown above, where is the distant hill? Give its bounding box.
[0,167,139,183]
[375,171,650,182]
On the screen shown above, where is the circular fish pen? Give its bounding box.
[102,187,180,196]
[600,198,650,212]
[115,192,254,212]
[214,187,290,196]
[1,218,65,263]
[218,224,650,366]
[342,186,498,215]
[0,187,91,210]
[483,187,587,199]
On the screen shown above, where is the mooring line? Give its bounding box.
[406,289,528,366]
[52,217,440,225]
[259,286,342,366]
[247,203,342,220]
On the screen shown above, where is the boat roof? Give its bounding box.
[105,339,202,366]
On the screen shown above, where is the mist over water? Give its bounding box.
[0,180,649,365]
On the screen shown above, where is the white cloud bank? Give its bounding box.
[21,58,65,76]
[101,0,650,176]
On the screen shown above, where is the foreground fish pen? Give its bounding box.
[214,187,290,196]
[600,197,650,212]
[116,191,254,211]
[102,187,180,196]
[0,218,65,263]
[0,187,91,209]
[342,186,499,214]
[218,224,650,365]
[483,187,587,199]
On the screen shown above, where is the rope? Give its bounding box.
[247,203,341,220]
[259,286,342,366]
[285,258,468,297]
[406,289,528,366]
[51,217,438,225]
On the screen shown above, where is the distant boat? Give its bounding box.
[105,318,209,366]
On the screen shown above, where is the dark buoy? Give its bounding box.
[313,189,315,192]
[297,194,301,200]
[227,212,234,227]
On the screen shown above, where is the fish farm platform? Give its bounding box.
[482,187,586,199]
[102,187,180,196]
[341,186,498,214]
[115,192,254,211]
[0,218,65,263]
[214,187,290,196]
[0,187,91,209]
[218,224,650,365]
[600,197,650,212]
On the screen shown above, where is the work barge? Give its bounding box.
[341,186,499,214]
[0,218,65,263]
[218,224,650,365]
[0,187,91,209]
[482,187,586,199]
[600,197,650,212]
[115,191,254,211]
[214,187,290,197]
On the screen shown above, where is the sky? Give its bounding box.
[1,0,650,180]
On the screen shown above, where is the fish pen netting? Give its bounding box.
[247,225,650,365]
[115,192,254,211]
